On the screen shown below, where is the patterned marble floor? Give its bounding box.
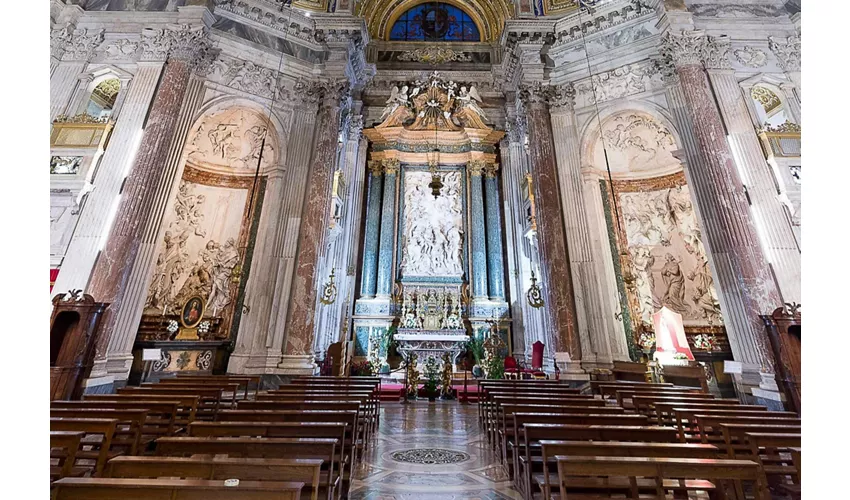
[350,401,522,500]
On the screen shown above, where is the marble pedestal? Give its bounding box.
[278,354,318,375]
[555,352,589,381]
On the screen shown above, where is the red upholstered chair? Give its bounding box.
[531,341,547,379]
[504,356,519,379]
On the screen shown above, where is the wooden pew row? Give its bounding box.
[52,477,305,500]
[50,418,119,477]
[631,395,740,416]
[518,424,679,499]
[174,373,262,399]
[617,389,714,409]
[105,456,323,500]
[693,414,801,449]
[600,384,701,400]
[50,431,84,482]
[155,437,340,500]
[506,412,649,483]
[53,400,179,438]
[745,432,801,495]
[85,394,200,427]
[589,380,673,396]
[671,407,797,442]
[718,423,802,458]
[119,386,231,418]
[554,455,767,500]
[266,388,378,437]
[654,401,767,425]
[477,382,582,425]
[147,380,242,404]
[258,392,374,445]
[484,393,598,443]
[535,441,721,500]
[51,408,147,455]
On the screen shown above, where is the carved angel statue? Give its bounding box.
[377,85,414,128]
[455,86,488,129]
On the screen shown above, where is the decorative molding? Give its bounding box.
[768,35,801,72]
[517,82,552,109]
[552,0,655,48]
[702,35,731,70]
[547,83,576,110]
[733,46,768,68]
[214,0,322,49]
[688,3,787,18]
[573,61,663,108]
[347,114,364,140]
[397,47,473,65]
[139,24,210,64]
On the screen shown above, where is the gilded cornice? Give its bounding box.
[357,0,514,43]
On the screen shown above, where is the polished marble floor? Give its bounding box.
[350,401,521,500]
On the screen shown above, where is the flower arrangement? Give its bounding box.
[198,320,211,335]
[692,333,717,351]
[422,355,441,400]
[638,332,656,351]
[350,360,374,377]
[166,320,179,334]
[673,353,689,360]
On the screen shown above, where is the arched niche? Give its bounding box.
[581,106,724,338]
[141,102,284,346]
[70,64,133,119]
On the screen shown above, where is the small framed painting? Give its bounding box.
[180,296,205,329]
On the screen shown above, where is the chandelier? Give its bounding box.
[427,121,442,199]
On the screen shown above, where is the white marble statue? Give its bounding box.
[456,86,486,120]
[380,85,409,121]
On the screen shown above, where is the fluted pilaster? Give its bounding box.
[483,163,505,300]
[375,159,399,298]
[360,160,384,298]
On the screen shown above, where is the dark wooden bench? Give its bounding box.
[692,415,801,449]
[620,390,714,410]
[672,408,797,442]
[85,394,199,428]
[52,477,304,499]
[654,401,767,425]
[105,456,323,500]
[554,455,767,500]
[50,431,84,482]
[155,437,340,499]
[53,400,179,438]
[534,441,720,499]
[51,408,147,455]
[146,381,241,406]
[120,386,228,418]
[745,432,801,493]
[718,423,802,459]
[172,374,260,399]
[50,418,119,477]
[631,395,738,415]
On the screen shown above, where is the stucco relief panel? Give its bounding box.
[185,107,277,174]
[401,171,464,278]
[591,112,678,176]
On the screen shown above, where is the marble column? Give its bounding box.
[102,71,208,382]
[548,86,624,368]
[483,163,505,300]
[517,85,581,362]
[703,36,800,304]
[229,88,319,375]
[86,27,209,378]
[360,160,384,298]
[661,30,781,381]
[375,159,399,298]
[468,161,489,300]
[281,82,348,371]
[51,62,164,302]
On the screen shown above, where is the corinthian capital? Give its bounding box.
[140,24,210,64]
[661,30,707,68]
[702,35,732,70]
[347,114,364,140]
[768,35,801,72]
[320,80,351,107]
[51,24,104,61]
[517,82,552,109]
[547,83,576,110]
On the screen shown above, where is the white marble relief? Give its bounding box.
[619,184,722,326]
[185,107,276,173]
[596,113,677,175]
[401,171,464,277]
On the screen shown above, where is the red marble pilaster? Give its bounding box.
[518,85,581,359]
[662,30,781,371]
[87,27,209,363]
[283,82,348,356]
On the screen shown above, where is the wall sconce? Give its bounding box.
[320,267,338,305]
[526,269,545,309]
[427,150,443,199]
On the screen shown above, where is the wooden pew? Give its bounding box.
[672,408,797,442]
[50,418,119,477]
[120,386,229,418]
[598,383,696,399]
[718,423,802,459]
[554,455,767,500]
[173,374,260,399]
[52,477,304,500]
[51,431,84,482]
[693,414,801,449]
[518,424,679,498]
[53,400,179,438]
[590,380,673,396]
[618,390,713,409]
[654,401,767,425]
[745,432,801,492]
[146,381,241,406]
[477,382,582,424]
[50,408,147,455]
[631,395,738,416]
[535,441,721,500]
[486,395,602,445]
[85,394,199,428]
[155,437,340,500]
[105,456,323,500]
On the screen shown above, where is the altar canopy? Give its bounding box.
[653,306,695,362]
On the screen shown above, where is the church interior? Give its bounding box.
[39,0,815,498]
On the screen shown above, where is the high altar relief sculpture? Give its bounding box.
[595,113,677,175]
[401,171,464,278]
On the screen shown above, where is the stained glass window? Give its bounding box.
[389,2,481,42]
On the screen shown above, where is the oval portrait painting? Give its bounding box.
[180,296,205,329]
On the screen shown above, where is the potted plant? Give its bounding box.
[422,356,440,402]
[465,337,485,378]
